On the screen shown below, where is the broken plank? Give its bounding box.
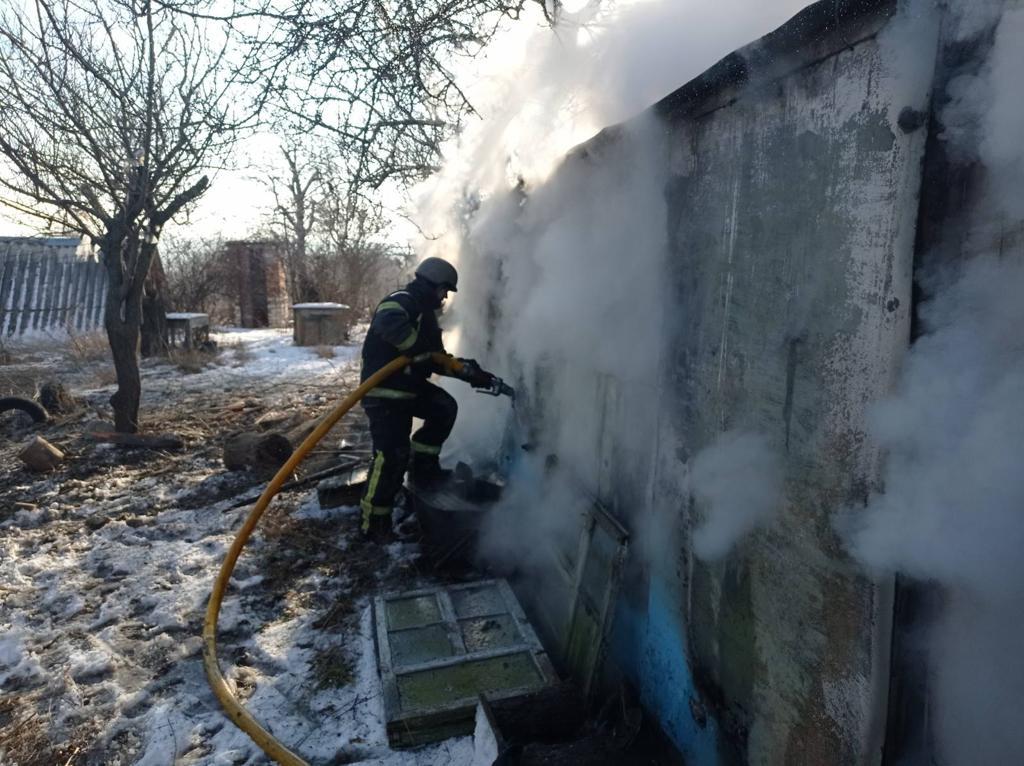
[85,430,185,450]
[19,436,64,472]
[223,458,364,510]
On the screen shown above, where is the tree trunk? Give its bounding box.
[106,297,143,433]
[102,227,154,434]
[39,381,78,414]
[99,173,206,433]
[140,247,169,358]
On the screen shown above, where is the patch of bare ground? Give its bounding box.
[216,338,253,366]
[0,690,99,765]
[167,346,219,374]
[0,332,487,762]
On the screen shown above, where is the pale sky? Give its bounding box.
[0,0,816,245]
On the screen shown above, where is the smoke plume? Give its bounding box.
[690,431,783,561]
[847,253,1024,763]
[413,0,1024,760]
[844,5,1024,762]
[417,0,814,565]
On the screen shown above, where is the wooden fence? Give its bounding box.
[0,250,108,336]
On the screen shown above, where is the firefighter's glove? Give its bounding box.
[457,358,495,389]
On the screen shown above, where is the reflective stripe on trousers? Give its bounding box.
[360,452,392,532]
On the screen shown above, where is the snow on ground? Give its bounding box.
[0,329,473,765]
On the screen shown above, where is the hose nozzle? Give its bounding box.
[476,374,515,400]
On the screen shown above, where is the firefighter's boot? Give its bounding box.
[361,505,394,543]
[409,453,452,488]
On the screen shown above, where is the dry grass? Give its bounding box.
[168,347,212,374]
[92,366,118,387]
[313,344,336,359]
[0,690,97,765]
[310,644,354,688]
[216,339,253,367]
[64,330,109,366]
[0,366,39,398]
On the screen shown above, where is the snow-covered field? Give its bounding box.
[0,329,474,765]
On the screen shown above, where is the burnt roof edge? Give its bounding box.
[653,0,898,120]
[563,0,897,165]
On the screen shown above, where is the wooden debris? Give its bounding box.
[83,419,116,434]
[82,421,185,450]
[284,411,333,447]
[225,458,364,510]
[254,410,292,430]
[91,432,185,450]
[19,436,64,472]
[223,431,293,473]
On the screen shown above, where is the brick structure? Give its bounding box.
[222,241,291,328]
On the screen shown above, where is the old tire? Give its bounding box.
[0,396,49,423]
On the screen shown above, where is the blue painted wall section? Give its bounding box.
[612,578,720,764]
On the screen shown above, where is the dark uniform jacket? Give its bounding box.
[360,276,448,399]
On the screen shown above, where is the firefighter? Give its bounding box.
[358,256,495,539]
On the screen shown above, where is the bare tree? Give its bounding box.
[314,185,392,316]
[265,143,323,302]
[260,140,406,315]
[161,233,228,318]
[0,0,244,431]
[161,0,560,206]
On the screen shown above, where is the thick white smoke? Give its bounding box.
[847,253,1024,764]
[847,256,1024,589]
[415,0,813,561]
[416,0,818,217]
[453,112,672,564]
[978,8,1024,219]
[412,1,1024,760]
[690,431,783,561]
[844,5,1024,763]
[416,0,818,384]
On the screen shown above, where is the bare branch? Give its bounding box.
[156,0,560,202]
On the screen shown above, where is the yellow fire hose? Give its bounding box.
[203,353,465,764]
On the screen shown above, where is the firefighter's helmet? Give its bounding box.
[415,257,458,292]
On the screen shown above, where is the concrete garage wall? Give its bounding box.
[473,0,1020,763]
[490,1,933,763]
[636,2,927,762]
